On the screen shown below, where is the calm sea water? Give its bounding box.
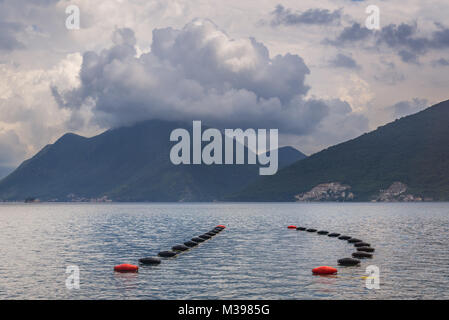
[0,202,448,300]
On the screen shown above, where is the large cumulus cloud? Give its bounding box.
[54,19,345,135]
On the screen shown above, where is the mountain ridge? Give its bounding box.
[0,119,306,202]
[228,99,449,201]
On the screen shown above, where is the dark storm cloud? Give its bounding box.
[329,53,360,69]
[326,21,449,64]
[52,20,366,135]
[432,27,449,48]
[270,5,341,26]
[326,23,371,45]
[376,23,429,55]
[398,50,419,64]
[378,23,449,55]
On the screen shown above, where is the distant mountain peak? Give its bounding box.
[0,119,306,202]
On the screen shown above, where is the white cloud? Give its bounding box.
[0,0,448,164]
[0,53,91,166]
[55,20,350,137]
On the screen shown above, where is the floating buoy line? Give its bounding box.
[114,223,373,278]
[287,224,376,276]
[114,225,226,272]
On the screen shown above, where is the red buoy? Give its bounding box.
[114,264,139,273]
[216,225,226,228]
[287,225,297,229]
[312,266,337,275]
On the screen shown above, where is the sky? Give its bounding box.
[1,0,449,170]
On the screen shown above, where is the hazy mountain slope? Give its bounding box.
[277,146,307,168]
[0,166,13,180]
[0,120,306,201]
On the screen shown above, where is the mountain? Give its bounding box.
[0,120,306,202]
[0,166,13,180]
[277,146,307,168]
[229,99,449,202]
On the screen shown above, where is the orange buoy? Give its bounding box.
[312,266,337,275]
[287,225,297,229]
[114,264,139,273]
[216,225,226,228]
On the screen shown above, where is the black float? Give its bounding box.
[172,245,189,251]
[328,233,340,237]
[338,258,360,266]
[158,251,177,258]
[184,241,199,247]
[139,257,161,265]
[354,242,370,247]
[352,252,373,259]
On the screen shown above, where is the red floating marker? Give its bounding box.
[216,225,226,228]
[114,264,139,273]
[287,225,297,229]
[312,266,337,275]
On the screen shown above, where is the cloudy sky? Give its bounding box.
[1,0,449,171]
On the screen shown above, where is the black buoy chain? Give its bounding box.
[138,226,226,266]
[291,225,376,267]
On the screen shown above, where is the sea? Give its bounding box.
[0,202,448,299]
